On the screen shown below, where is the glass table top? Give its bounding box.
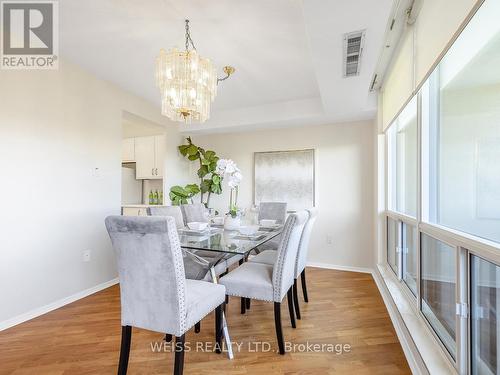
[178,225,282,255]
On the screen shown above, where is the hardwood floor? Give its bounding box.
[0,268,410,374]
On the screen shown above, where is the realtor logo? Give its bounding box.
[1,1,58,69]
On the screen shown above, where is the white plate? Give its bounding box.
[259,223,280,229]
[239,225,259,235]
[187,222,208,231]
[259,219,277,227]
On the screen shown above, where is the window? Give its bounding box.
[471,255,500,375]
[387,218,399,275]
[388,96,418,217]
[402,223,417,296]
[384,1,500,371]
[424,1,500,244]
[421,234,456,359]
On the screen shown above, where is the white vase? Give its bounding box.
[224,215,241,230]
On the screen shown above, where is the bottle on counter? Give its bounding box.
[149,190,154,205]
[153,190,159,205]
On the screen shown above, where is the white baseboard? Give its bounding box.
[307,261,373,274]
[0,277,119,332]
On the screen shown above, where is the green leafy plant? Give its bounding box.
[171,137,222,206]
[228,204,238,218]
[228,186,240,217]
[169,184,200,205]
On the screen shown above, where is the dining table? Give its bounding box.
[177,223,283,359]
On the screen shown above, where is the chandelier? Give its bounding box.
[155,20,235,123]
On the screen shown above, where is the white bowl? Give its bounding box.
[187,222,208,231]
[260,219,277,227]
[239,225,259,235]
[212,217,224,225]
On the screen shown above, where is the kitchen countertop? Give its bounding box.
[122,204,167,208]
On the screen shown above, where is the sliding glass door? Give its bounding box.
[421,234,457,359]
[388,96,418,217]
[402,224,417,296]
[471,255,500,375]
[387,218,399,275]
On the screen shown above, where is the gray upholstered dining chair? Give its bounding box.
[180,203,244,276]
[105,215,225,375]
[258,201,287,224]
[148,205,226,280]
[147,206,185,229]
[248,208,318,320]
[147,204,228,335]
[181,203,209,224]
[255,202,288,252]
[219,211,308,355]
[147,203,241,334]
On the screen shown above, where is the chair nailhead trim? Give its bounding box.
[168,217,187,336]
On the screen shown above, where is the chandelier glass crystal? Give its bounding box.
[155,20,232,124]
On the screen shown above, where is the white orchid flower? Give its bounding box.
[233,171,242,182]
[216,158,242,188]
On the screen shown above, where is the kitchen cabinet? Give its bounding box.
[122,205,167,216]
[154,135,165,178]
[122,206,148,216]
[122,138,135,162]
[134,135,165,179]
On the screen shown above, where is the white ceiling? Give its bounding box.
[60,0,393,133]
[122,112,166,138]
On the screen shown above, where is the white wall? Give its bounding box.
[185,121,375,271]
[0,59,187,327]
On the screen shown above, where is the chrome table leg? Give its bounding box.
[210,267,234,359]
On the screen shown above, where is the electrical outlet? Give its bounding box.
[83,250,91,262]
[326,235,333,245]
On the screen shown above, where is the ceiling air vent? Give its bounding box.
[343,30,366,77]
